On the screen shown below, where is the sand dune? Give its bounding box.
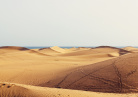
[45,52,138,93]
[0,46,47,56]
[0,46,29,54]
[0,46,137,97]
[0,46,29,51]
[38,46,87,55]
[50,46,66,53]
[39,47,61,55]
[123,46,138,52]
[59,46,129,56]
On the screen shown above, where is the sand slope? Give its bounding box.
[1,82,138,97]
[0,46,137,97]
[45,52,138,93]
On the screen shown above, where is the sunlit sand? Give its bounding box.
[0,46,138,97]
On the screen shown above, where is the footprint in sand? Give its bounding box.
[2,83,6,86]
[0,83,15,88]
[0,83,5,88]
[7,84,15,88]
[7,85,11,88]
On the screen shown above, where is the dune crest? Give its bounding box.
[59,46,129,56]
[123,46,138,52]
[0,46,29,51]
[0,46,48,56]
[39,47,61,55]
[50,46,66,53]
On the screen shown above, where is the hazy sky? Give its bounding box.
[0,0,138,46]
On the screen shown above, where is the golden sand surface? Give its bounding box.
[0,46,138,97]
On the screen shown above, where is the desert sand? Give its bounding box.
[0,46,138,97]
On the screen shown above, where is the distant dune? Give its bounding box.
[123,46,138,52]
[38,46,82,55]
[59,46,129,56]
[0,46,47,56]
[39,47,61,55]
[50,46,66,53]
[0,46,29,51]
[0,46,138,97]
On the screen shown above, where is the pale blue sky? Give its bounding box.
[0,0,138,46]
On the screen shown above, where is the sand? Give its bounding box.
[0,46,137,97]
[123,46,138,52]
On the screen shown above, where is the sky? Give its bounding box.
[0,0,138,46]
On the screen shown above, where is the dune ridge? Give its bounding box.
[58,47,129,57]
[123,46,138,52]
[0,46,29,51]
[39,47,61,55]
